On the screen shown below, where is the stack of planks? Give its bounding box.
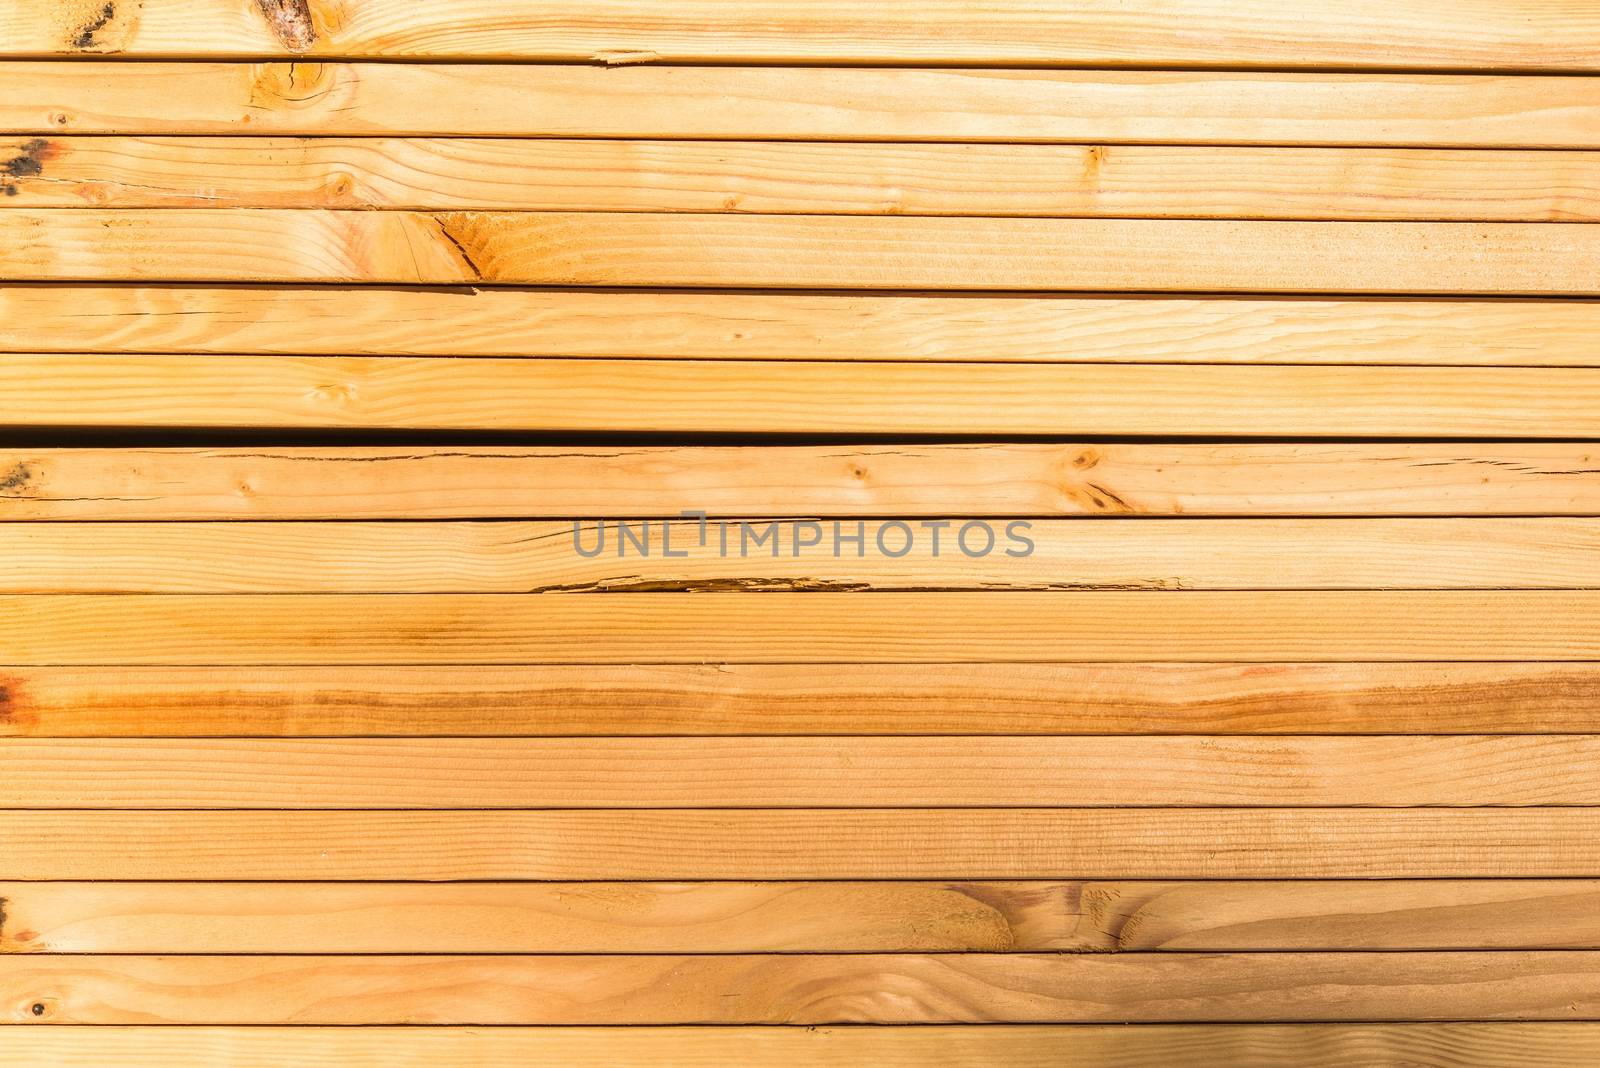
[4,1,1600,1064]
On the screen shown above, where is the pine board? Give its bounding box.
[7,444,1600,520]
[8,212,1600,292]
[10,952,1600,1023]
[8,138,1600,220]
[8,518,1598,593]
[7,809,1600,880]
[11,356,1600,435]
[4,288,1597,365]
[8,65,1600,146]
[8,1025,1600,1068]
[7,662,1599,737]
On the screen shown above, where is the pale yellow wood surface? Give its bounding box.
[7,662,1598,737]
[9,518,1598,594]
[10,952,1600,1023]
[7,736,1598,808]
[8,65,1600,146]
[12,1025,1600,1068]
[12,356,1600,436]
[7,444,1600,520]
[10,880,1600,954]
[8,591,1600,665]
[9,138,1600,220]
[8,212,1600,292]
[7,0,1600,69]
[4,288,1597,366]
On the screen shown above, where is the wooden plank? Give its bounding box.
[9,952,1600,1023]
[6,0,1600,70]
[7,212,1600,292]
[9,65,1600,146]
[10,1025,1600,1068]
[7,809,1600,880]
[8,138,1600,221]
[5,881,1073,954]
[1076,881,1600,951]
[11,880,1600,954]
[12,357,1600,436]
[10,518,1599,594]
[6,662,1600,738]
[8,735,1600,808]
[7,591,1600,666]
[5,288,1599,366]
[7,444,1600,521]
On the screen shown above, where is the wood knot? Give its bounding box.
[0,677,30,727]
[70,1,117,50]
[256,0,317,52]
[249,62,334,108]
[0,462,34,494]
[325,173,358,203]
[309,382,357,406]
[0,139,53,197]
[1081,145,1107,182]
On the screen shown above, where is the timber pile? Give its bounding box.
[3,2,1600,1063]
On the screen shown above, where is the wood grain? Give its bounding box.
[1078,881,1600,951]
[10,518,1599,594]
[7,444,1600,521]
[9,138,1600,220]
[7,0,1600,69]
[11,1025,1600,1068]
[7,809,1600,880]
[9,65,1600,146]
[13,1025,1600,1068]
[14,357,1600,436]
[8,591,1600,665]
[5,288,1599,366]
[7,662,1599,738]
[0,881,1071,954]
[7,735,1598,808]
[8,0,1599,1045]
[10,952,1600,1023]
[9,212,1600,292]
[11,880,1600,954]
